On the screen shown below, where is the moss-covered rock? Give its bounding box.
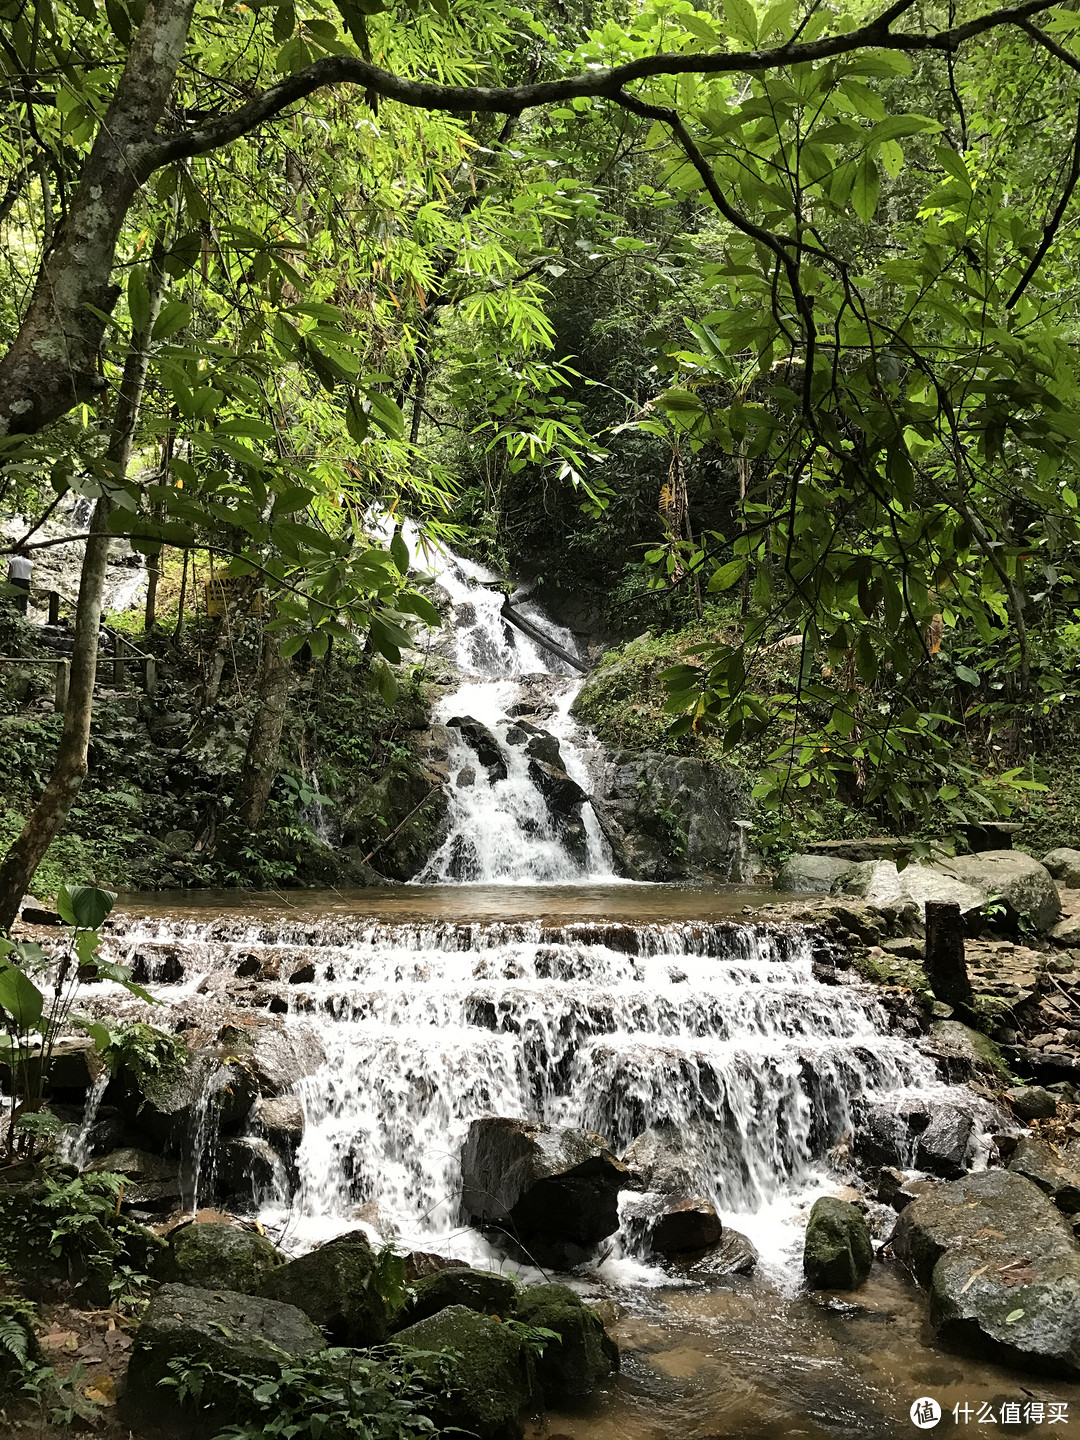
[393,1305,536,1440]
[340,762,448,881]
[397,1266,516,1328]
[257,1231,392,1346]
[124,1282,325,1423]
[803,1197,872,1290]
[513,1283,618,1404]
[160,1222,284,1293]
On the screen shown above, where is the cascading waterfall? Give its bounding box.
[406,533,616,884]
[105,911,991,1271]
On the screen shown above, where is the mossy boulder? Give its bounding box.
[341,763,448,881]
[803,1197,873,1290]
[160,1222,284,1293]
[393,1305,536,1440]
[125,1283,325,1422]
[398,1266,517,1328]
[513,1283,618,1404]
[257,1231,392,1346]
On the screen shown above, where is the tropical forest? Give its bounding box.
[5,0,1080,1431]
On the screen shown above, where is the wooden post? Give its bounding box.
[113,638,125,688]
[145,656,157,697]
[54,660,69,713]
[47,591,59,625]
[924,901,973,1009]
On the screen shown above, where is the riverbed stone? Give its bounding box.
[648,1197,724,1256]
[803,1197,873,1290]
[447,716,507,781]
[672,1228,759,1280]
[1007,1136,1080,1213]
[621,1125,699,1196]
[257,1230,392,1345]
[892,1168,1080,1377]
[253,1094,305,1148]
[916,1107,975,1180]
[1007,1086,1059,1122]
[513,1283,618,1403]
[1043,848,1080,887]
[393,1306,536,1440]
[125,1283,325,1419]
[776,854,856,894]
[397,1267,517,1328]
[160,1221,284,1293]
[461,1117,629,1267]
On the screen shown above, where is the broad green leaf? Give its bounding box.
[56,885,117,930]
[0,964,44,1031]
[851,153,880,223]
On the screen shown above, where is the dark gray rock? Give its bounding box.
[622,1126,698,1195]
[916,1107,974,1180]
[527,758,587,814]
[217,1136,281,1202]
[393,1306,536,1440]
[648,1197,723,1256]
[447,717,507,781]
[514,1283,618,1403]
[253,1094,305,1148]
[672,1228,758,1280]
[1042,848,1080,887]
[1007,1086,1059,1122]
[86,1148,183,1209]
[776,854,856,894]
[257,1230,391,1346]
[893,1169,1080,1377]
[125,1283,325,1420]
[461,1117,629,1267]
[398,1267,517,1328]
[803,1197,873,1290]
[160,1222,284,1293]
[1008,1136,1080,1214]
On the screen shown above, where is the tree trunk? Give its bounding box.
[235,631,291,831]
[0,243,168,929]
[0,0,195,438]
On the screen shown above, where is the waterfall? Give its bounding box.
[105,910,992,1271]
[402,529,616,885]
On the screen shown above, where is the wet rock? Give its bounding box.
[776,854,856,894]
[413,724,451,781]
[160,1221,284,1293]
[673,1228,758,1280]
[648,1197,723,1256]
[340,762,450,881]
[253,1094,304,1149]
[892,1177,939,1212]
[403,1251,469,1282]
[803,1197,873,1290]
[876,1167,907,1206]
[522,727,564,769]
[393,1306,536,1440]
[853,1099,930,1171]
[1043,848,1080,887]
[258,1230,392,1346]
[398,1267,517,1328]
[916,1107,974,1181]
[125,1283,325,1420]
[1007,1136,1080,1214]
[86,1148,183,1209]
[218,1022,325,1096]
[1007,1086,1058,1122]
[921,1021,1009,1083]
[217,1136,282,1203]
[514,1283,618,1403]
[893,1169,1080,1377]
[527,758,587,814]
[447,716,507,781]
[461,1117,629,1267]
[621,1126,699,1195]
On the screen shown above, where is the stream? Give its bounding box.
[96,546,1080,1434]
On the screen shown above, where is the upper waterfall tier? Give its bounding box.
[406,530,616,885]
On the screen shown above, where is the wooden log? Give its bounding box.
[499,598,588,674]
[924,901,973,1009]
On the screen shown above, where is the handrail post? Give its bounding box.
[54,660,69,713]
[113,637,125,688]
[47,591,59,625]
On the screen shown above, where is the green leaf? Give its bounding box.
[390,530,410,575]
[152,299,192,341]
[851,153,880,223]
[56,885,116,930]
[722,0,758,46]
[127,267,151,336]
[0,964,44,1031]
[1005,1309,1025,1324]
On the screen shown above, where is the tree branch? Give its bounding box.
[150,0,1059,166]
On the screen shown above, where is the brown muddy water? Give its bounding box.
[110,885,1080,1438]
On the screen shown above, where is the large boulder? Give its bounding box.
[393,1306,536,1440]
[622,1125,699,1195]
[1042,847,1080,887]
[125,1283,325,1419]
[1008,1136,1080,1214]
[398,1267,517,1328]
[892,1169,1080,1377]
[257,1231,393,1345]
[776,854,856,895]
[840,851,1061,931]
[340,762,450,880]
[1007,1086,1059,1122]
[803,1197,873,1290]
[676,1228,758,1280]
[461,1118,629,1267]
[447,717,507,781]
[513,1283,618,1403]
[217,1021,325,1095]
[160,1222,284,1293]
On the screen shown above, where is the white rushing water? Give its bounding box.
[400,525,616,884]
[107,912,992,1276]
